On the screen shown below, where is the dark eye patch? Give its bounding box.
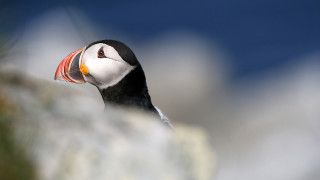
[97,47,106,58]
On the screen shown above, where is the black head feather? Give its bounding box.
[86,40,140,66]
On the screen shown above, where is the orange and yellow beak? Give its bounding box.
[54,47,87,83]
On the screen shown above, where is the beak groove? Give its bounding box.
[54,47,86,84]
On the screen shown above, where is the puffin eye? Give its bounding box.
[97,48,106,58]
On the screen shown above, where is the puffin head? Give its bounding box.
[54,40,139,89]
[54,39,156,111]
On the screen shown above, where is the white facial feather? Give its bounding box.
[81,43,135,89]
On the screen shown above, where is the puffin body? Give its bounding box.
[55,40,173,128]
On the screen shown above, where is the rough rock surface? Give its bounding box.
[0,70,216,180]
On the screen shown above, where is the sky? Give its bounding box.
[2,0,320,80]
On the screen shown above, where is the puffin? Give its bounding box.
[54,40,173,128]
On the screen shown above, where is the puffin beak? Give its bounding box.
[54,47,86,83]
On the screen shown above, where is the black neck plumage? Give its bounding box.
[98,65,156,113]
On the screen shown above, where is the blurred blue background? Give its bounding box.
[3,0,320,80]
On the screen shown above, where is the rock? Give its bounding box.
[0,93,37,180]
[0,70,216,180]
